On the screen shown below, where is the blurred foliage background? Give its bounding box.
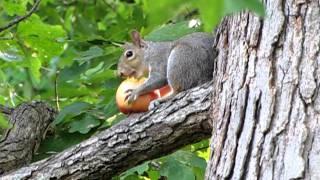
[0,0,263,179]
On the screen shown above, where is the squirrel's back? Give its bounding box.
[167,32,215,91]
[175,32,214,50]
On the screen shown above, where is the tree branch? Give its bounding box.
[0,102,56,174]
[1,82,213,179]
[0,0,41,33]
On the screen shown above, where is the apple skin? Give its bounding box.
[116,78,172,114]
[157,85,172,97]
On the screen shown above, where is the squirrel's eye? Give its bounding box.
[125,50,134,58]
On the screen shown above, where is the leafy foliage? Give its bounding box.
[0,0,264,179]
[117,139,209,180]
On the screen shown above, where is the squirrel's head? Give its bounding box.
[117,30,148,79]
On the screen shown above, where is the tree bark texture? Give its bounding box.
[0,102,55,174]
[1,82,213,179]
[206,0,320,179]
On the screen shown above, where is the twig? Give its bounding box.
[0,105,13,115]
[0,0,42,33]
[109,41,123,47]
[54,70,60,112]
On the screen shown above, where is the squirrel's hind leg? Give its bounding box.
[148,89,178,110]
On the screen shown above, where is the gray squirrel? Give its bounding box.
[117,30,215,109]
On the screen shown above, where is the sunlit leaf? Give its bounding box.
[194,0,224,32]
[0,113,9,129]
[145,21,201,41]
[1,0,31,16]
[27,57,41,83]
[17,14,66,60]
[142,0,192,32]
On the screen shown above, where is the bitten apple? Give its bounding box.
[116,78,157,114]
[157,85,172,97]
[116,78,171,114]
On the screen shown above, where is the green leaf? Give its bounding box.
[56,46,78,68]
[193,167,205,180]
[196,148,210,161]
[0,70,6,83]
[1,0,31,16]
[83,62,104,78]
[17,14,66,60]
[194,0,224,32]
[122,174,144,180]
[143,0,192,31]
[68,114,100,134]
[147,170,161,180]
[103,97,120,119]
[54,102,92,125]
[75,46,104,64]
[121,162,150,179]
[189,139,209,151]
[172,151,207,170]
[82,69,117,84]
[100,113,125,129]
[160,158,195,180]
[0,113,10,129]
[27,57,41,84]
[243,0,265,17]
[145,21,201,41]
[224,0,265,16]
[195,0,265,32]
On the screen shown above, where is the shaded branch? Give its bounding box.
[1,82,213,179]
[0,0,41,33]
[0,102,56,174]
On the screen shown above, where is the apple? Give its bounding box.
[157,85,172,97]
[116,78,171,114]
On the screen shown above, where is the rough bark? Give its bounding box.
[0,102,56,174]
[206,0,320,179]
[1,82,213,179]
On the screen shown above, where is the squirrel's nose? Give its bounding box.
[119,72,125,77]
[118,70,126,78]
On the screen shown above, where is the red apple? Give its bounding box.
[116,78,172,114]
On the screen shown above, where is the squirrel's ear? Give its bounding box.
[131,30,142,48]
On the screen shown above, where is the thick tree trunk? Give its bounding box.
[1,82,212,179]
[206,0,320,179]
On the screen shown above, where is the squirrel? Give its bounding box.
[117,30,215,109]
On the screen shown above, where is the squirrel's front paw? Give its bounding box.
[148,100,161,110]
[125,89,138,104]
